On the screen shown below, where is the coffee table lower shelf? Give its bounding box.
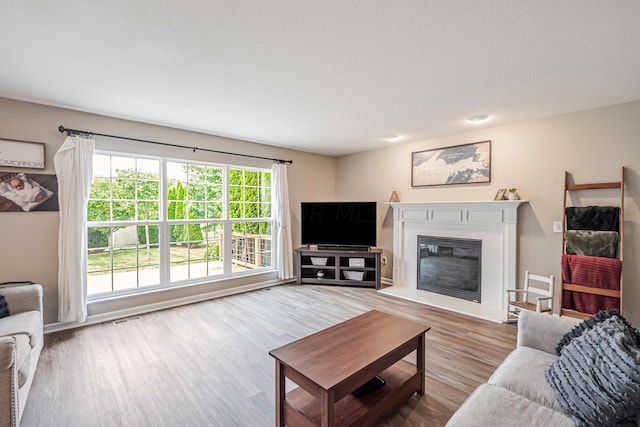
[284,361,419,427]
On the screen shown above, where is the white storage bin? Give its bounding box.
[349,258,365,268]
[344,270,364,281]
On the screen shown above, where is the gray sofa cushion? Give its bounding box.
[545,315,640,427]
[445,383,574,427]
[489,347,563,412]
[517,311,581,354]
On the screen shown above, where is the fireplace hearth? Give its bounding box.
[417,236,481,302]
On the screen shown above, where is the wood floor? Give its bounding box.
[22,284,517,427]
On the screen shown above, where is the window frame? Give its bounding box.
[86,150,275,301]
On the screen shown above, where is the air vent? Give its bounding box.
[113,315,142,325]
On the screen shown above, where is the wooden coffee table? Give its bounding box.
[269,310,431,427]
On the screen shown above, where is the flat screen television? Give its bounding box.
[301,201,377,249]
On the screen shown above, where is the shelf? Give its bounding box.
[284,361,418,427]
[560,308,592,320]
[296,247,382,289]
[566,181,622,191]
[562,283,620,298]
[560,168,624,319]
[299,278,377,287]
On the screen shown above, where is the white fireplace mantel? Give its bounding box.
[381,200,527,323]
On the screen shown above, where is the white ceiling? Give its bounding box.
[1,1,639,157]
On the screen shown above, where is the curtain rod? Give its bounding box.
[57,125,293,164]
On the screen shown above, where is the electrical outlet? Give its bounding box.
[553,221,563,233]
[382,256,388,266]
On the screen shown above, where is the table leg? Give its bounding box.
[320,390,334,427]
[417,333,426,395]
[275,360,285,426]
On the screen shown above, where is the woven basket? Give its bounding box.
[344,270,364,281]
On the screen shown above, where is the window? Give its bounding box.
[87,153,273,297]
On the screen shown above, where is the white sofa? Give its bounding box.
[446,310,640,427]
[0,284,43,427]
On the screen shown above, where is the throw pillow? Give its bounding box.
[0,294,9,319]
[555,309,636,356]
[545,315,640,427]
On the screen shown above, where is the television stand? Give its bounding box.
[296,247,381,289]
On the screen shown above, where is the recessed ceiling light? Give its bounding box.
[467,115,489,124]
[383,135,401,142]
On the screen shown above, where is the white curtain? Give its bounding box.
[54,135,95,323]
[273,161,294,280]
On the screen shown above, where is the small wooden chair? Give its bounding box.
[506,271,554,323]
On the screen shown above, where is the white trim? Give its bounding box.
[44,278,294,333]
[379,286,506,323]
[388,200,526,322]
[87,153,274,296]
[380,277,394,287]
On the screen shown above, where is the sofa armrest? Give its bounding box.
[0,336,18,427]
[0,284,43,315]
[0,337,16,371]
[517,310,581,354]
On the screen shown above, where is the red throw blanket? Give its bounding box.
[561,254,621,314]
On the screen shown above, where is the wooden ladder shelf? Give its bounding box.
[560,167,625,319]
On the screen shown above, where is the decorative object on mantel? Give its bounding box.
[411,140,491,187]
[494,188,507,200]
[507,188,520,200]
[0,138,45,169]
[388,191,400,202]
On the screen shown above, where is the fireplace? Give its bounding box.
[417,236,481,302]
[382,200,526,323]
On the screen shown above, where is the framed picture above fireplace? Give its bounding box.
[411,140,491,187]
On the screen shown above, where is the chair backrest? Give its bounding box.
[524,271,554,298]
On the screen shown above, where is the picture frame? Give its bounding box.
[0,172,58,212]
[0,138,45,169]
[494,188,507,200]
[411,140,491,187]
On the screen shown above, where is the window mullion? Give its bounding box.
[159,159,170,285]
[222,165,232,275]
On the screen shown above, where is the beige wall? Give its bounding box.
[0,98,336,325]
[2,96,638,327]
[336,100,640,326]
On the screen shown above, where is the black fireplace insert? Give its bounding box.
[417,235,482,302]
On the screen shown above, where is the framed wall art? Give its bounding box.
[0,138,45,169]
[411,140,491,187]
[0,172,58,212]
